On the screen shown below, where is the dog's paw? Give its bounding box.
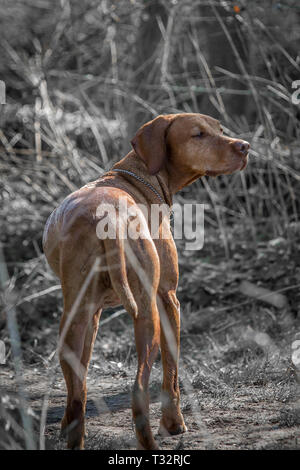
[137,439,159,450]
[158,421,187,437]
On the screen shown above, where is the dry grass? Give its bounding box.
[0,0,300,450]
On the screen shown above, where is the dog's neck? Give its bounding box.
[112,151,203,204]
[112,151,173,206]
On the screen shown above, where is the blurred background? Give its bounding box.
[0,0,300,450]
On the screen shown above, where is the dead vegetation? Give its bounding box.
[0,0,300,450]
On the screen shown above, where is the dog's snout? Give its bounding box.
[233,140,250,156]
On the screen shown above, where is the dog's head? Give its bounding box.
[131,113,250,188]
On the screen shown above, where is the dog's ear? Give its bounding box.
[131,115,174,175]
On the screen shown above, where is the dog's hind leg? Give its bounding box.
[59,257,102,450]
[158,291,187,436]
[104,236,161,450]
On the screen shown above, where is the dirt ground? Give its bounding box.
[1,326,299,451]
[1,225,300,450]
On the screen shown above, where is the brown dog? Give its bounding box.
[43,113,249,450]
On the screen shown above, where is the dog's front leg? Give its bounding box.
[158,290,187,436]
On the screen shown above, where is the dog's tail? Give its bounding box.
[103,231,160,320]
[103,236,139,319]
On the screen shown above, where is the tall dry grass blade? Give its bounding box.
[0,245,36,449]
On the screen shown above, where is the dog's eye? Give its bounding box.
[193,131,204,138]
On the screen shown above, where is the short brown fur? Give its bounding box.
[43,113,249,449]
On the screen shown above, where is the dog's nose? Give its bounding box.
[233,140,250,156]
